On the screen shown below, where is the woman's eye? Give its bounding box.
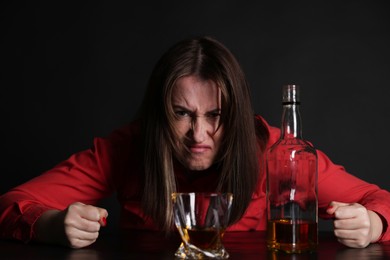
[207,112,221,119]
[175,111,190,117]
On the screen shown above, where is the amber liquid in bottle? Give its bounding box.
[266,85,318,253]
[267,219,317,253]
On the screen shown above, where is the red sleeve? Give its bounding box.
[260,115,390,242]
[0,124,133,243]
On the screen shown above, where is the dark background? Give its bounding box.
[1,1,389,231]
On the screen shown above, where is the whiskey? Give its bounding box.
[172,193,232,259]
[266,85,318,253]
[267,218,317,253]
[179,227,225,250]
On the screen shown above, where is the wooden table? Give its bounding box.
[1,230,389,259]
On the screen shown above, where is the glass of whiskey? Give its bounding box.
[172,192,233,259]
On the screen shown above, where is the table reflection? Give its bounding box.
[1,231,390,259]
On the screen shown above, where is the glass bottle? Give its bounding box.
[266,84,318,253]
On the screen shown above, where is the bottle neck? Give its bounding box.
[280,103,303,139]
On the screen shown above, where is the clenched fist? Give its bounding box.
[327,201,383,248]
[34,202,108,248]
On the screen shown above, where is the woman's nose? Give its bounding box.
[191,117,208,143]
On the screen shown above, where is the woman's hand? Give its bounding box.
[34,202,108,248]
[327,201,383,248]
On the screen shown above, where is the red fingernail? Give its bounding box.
[327,205,333,210]
[101,217,107,227]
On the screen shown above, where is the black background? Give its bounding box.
[1,1,390,231]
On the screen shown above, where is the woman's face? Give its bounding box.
[171,75,224,171]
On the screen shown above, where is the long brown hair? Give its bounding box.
[139,36,269,231]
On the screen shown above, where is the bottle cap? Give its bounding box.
[282,84,300,104]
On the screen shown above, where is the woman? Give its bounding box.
[0,36,389,249]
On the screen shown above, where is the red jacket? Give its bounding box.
[1,116,390,242]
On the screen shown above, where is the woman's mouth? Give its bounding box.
[189,144,211,153]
